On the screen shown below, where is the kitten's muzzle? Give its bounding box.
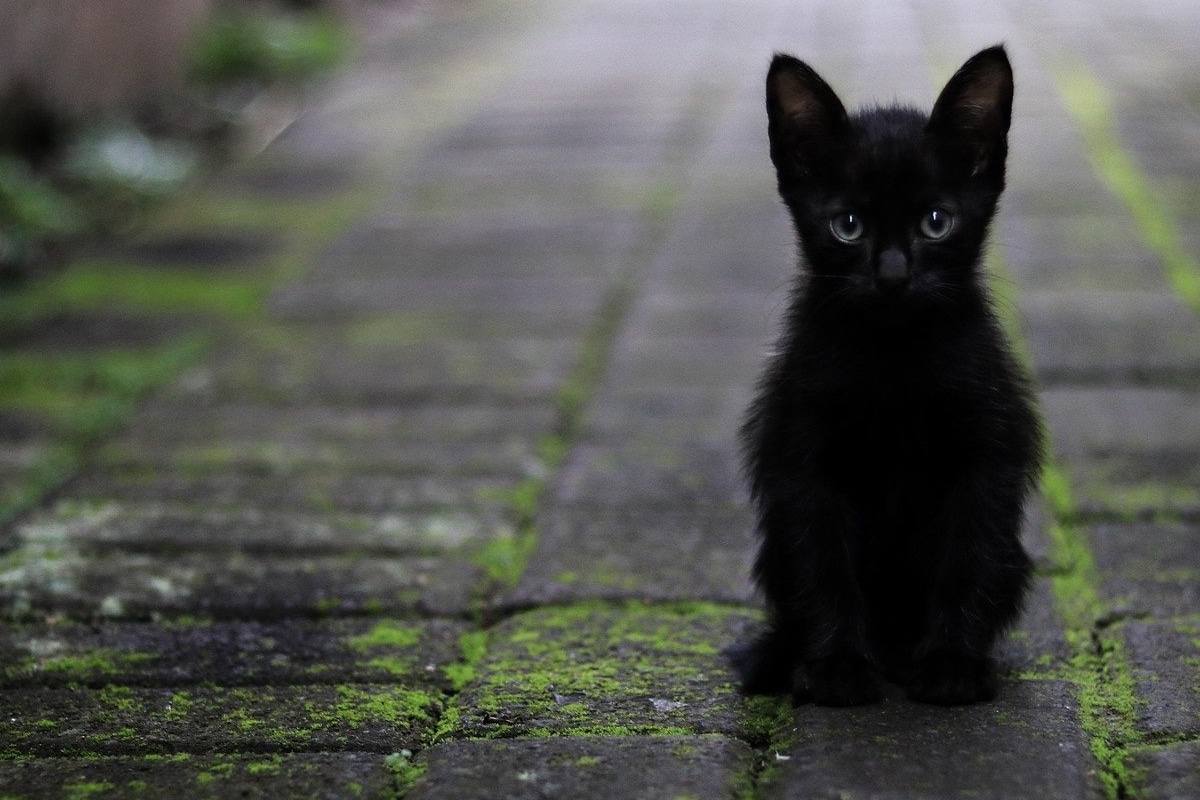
[876,248,910,295]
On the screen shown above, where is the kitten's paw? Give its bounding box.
[725,634,793,695]
[804,654,883,707]
[905,652,997,705]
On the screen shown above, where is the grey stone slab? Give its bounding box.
[1132,742,1200,800]
[268,276,605,319]
[1041,388,1200,460]
[0,753,393,800]
[1088,521,1200,617]
[604,336,765,390]
[408,736,756,800]
[581,385,751,445]
[0,683,436,757]
[1063,456,1200,521]
[0,617,466,690]
[1002,578,1073,675]
[0,312,194,352]
[1022,291,1200,385]
[15,502,512,557]
[95,436,545,479]
[0,550,476,620]
[310,211,638,282]
[116,401,557,447]
[167,337,579,404]
[70,470,519,515]
[765,680,1102,799]
[1123,620,1200,738]
[998,217,1166,293]
[448,604,762,740]
[507,505,756,608]
[553,442,746,508]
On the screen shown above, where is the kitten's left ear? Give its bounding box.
[926,45,1013,180]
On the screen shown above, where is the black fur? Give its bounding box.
[734,46,1044,706]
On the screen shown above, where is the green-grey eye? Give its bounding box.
[919,207,953,239]
[830,212,865,243]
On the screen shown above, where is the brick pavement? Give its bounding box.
[2,0,1199,797]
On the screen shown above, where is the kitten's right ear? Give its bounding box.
[766,54,849,185]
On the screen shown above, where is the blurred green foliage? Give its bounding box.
[188,7,347,88]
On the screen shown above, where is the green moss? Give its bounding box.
[1054,62,1200,313]
[1041,463,1145,798]
[63,784,114,800]
[383,750,427,796]
[349,621,423,651]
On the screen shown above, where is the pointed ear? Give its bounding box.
[766,54,849,185]
[926,45,1013,180]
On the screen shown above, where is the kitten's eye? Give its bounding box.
[919,208,953,239]
[830,212,865,243]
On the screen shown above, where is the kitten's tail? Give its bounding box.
[725,628,795,695]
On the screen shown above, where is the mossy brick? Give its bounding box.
[15,502,513,557]
[1000,578,1073,676]
[1041,388,1200,460]
[1021,291,1200,385]
[507,506,755,608]
[0,752,392,800]
[0,682,437,757]
[68,470,519,516]
[1129,742,1200,800]
[162,336,579,405]
[0,617,468,690]
[0,550,476,620]
[445,603,762,740]
[764,680,1102,799]
[1086,521,1200,617]
[407,736,756,800]
[552,442,746,507]
[1121,620,1200,739]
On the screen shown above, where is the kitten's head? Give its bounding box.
[766,46,1012,308]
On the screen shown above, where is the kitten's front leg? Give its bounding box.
[751,485,883,706]
[907,473,1032,705]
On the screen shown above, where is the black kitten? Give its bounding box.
[732,46,1044,706]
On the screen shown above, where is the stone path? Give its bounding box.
[2,0,1199,797]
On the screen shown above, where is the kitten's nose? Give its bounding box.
[876,248,909,294]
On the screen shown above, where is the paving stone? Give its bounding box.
[1122,620,1200,739]
[1042,388,1200,459]
[0,550,476,620]
[95,435,545,478]
[1087,521,1200,617]
[69,470,519,515]
[0,683,436,757]
[1063,457,1200,521]
[268,276,605,320]
[552,442,746,507]
[763,680,1102,799]
[603,335,765,391]
[0,753,394,800]
[507,506,756,608]
[1131,742,1200,800]
[998,215,1166,293]
[0,617,466,690]
[124,400,555,443]
[408,736,756,800]
[449,604,762,740]
[14,502,512,557]
[1002,578,1073,675]
[1022,291,1200,385]
[581,385,751,444]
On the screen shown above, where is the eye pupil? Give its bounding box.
[831,212,865,242]
[921,208,953,239]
